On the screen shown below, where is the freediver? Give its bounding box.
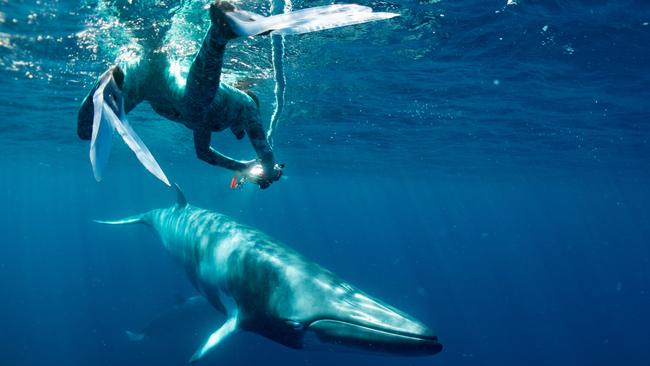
[77,1,282,189]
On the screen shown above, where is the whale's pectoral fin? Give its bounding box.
[90,67,170,186]
[189,315,238,363]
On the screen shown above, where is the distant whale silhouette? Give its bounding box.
[97,186,442,362]
[125,296,218,343]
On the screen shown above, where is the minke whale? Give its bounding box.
[96,186,442,362]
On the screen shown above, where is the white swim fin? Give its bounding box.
[224,4,399,37]
[89,70,171,186]
[89,77,115,182]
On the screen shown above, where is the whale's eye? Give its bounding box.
[283,319,304,331]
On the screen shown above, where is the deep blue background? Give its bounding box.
[1,0,650,365]
[1,160,648,366]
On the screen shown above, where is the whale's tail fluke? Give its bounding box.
[93,214,145,225]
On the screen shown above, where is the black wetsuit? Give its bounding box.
[78,1,276,178]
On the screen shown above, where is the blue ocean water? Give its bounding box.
[1,0,649,365]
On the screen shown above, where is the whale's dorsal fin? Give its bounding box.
[174,183,187,208]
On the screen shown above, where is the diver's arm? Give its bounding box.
[193,129,249,171]
[245,118,275,174]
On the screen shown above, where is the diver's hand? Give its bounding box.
[261,164,283,188]
[242,161,283,189]
[256,164,283,190]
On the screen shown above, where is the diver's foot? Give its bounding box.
[108,65,125,90]
[77,65,124,140]
[209,0,238,40]
[240,161,283,189]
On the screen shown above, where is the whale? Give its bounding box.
[96,186,442,363]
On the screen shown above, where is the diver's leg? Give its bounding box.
[183,1,238,119]
[77,66,126,140]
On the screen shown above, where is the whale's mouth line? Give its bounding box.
[306,318,439,342]
[303,317,442,355]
